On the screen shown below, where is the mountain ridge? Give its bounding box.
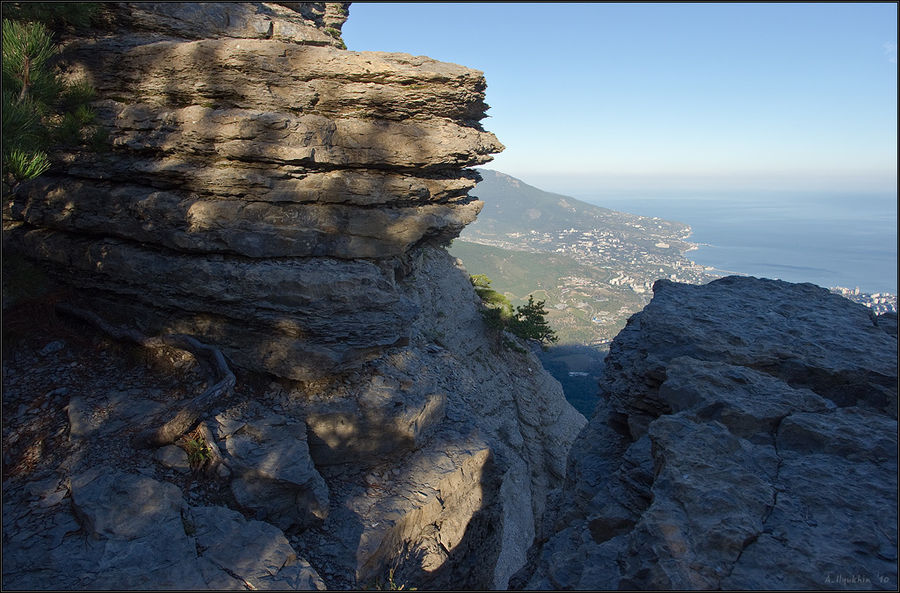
[465,168,694,251]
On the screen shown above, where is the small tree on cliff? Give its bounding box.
[511,294,558,347]
[471,275,559,349]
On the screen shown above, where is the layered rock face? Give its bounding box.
[516,277,898,590]
[3,3,585,590]
[6,0,501,381]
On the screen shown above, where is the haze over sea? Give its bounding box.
[576,191,898,295]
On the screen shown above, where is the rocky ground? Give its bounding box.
[0,308,446,590]
[1,306,338,589]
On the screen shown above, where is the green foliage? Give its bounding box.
[4,147,50,180]
[1,18,59,106]
[470,274,514,317]
[59,78,95,110]
[183,436,210,469]
[2,92,43,147]
[55,104,95,144]
[323,26,346,49]
[87,125,110,152]
[1,5,103,193]
[451,239,645,346]
[510,295,559,347]
[471,275,558,348]
[371,567,416,591]
[470,273,491,289]
[471,274,515,333]
[479,306,507,332]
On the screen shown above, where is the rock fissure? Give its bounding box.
[216,565,257,591]
[720,410,790,585]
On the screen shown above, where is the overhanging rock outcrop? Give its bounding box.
[6,0,502,381]
[514,276,898,590]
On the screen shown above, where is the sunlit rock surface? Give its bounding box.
[514,276,898,590]
[6,0,501,380]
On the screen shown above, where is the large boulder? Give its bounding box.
[216,410,330,530]
[517,276,898,590]
[64,469,326,590]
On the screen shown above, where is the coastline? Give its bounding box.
[677,230,747,284]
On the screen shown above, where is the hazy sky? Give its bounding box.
[342,2,897,195]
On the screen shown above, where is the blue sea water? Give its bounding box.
[579,191,898,295]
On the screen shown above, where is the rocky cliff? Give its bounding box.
[514,276,898,590]
[2,3,585,590]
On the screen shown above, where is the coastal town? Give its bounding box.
[830,286,898,315]
[455,219,722,346]
[456,221,897,346]
[465,222,716,292]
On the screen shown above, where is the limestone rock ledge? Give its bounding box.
[5,1,502,381]
[514,276,898,590]
[110,2,351,47]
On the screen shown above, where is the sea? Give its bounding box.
[578,191,898,295]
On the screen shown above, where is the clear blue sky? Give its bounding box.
[342,2,897,195]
